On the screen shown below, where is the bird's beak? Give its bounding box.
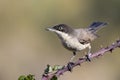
[46,27,55,32]
[46,27,52,31]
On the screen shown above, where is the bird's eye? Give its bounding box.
[58,26,64,31]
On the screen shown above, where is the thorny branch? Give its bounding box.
[41,40,120,80]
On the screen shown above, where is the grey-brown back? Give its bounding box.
[74,28,97,44]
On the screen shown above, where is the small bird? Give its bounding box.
[46,22,107,69]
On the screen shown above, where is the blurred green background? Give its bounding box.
[0,0,120,80]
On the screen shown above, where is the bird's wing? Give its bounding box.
[78,39,91,44]
[75,29,92,44]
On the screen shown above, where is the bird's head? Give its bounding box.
[46,24,74,35]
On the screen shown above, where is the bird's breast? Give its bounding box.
[60,33,90,51]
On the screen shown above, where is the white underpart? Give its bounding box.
[48,28,91,51]
[59,32,90,51]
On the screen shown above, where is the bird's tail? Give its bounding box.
[88,22,107,33]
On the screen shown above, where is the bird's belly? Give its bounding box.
[62,38,90,51]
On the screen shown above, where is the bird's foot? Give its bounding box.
[85,53,92,62]
[67,62,74,72]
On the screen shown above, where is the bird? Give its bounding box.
[46,22,107,70]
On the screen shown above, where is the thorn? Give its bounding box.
[109,48,114,53]
[77,63,81,66]
[67,62,74,72]
[60,72,63,75]
[79,58,84,60]
[42,74,48,77]
[96,54,103,58]
[98,54,103,56]
[116,40,120,43]
[100,53,103,56]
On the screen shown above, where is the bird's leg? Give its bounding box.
[85,45,92,61]
[67,52,76,71]
[69,52,76,62]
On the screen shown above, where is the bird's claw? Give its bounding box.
[85,54,91,62]
[67,62,74,72]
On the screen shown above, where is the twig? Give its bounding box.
[41,40,120,80]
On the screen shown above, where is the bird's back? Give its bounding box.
[74,22,107,43]
[74,28,97,43]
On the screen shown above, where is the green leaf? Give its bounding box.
[53,65,63,71]
[44,64,53,74]
[18,74,35,80]
[27,74,35,80]
[50,75,58,80]
[18,75,27,80]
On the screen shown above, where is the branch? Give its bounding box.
[41,40,120,80]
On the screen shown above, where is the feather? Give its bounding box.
[88,22,107,32]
